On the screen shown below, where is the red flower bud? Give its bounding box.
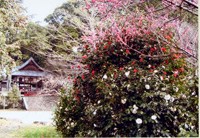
[108,41,111,45]
[82,55,87,59]
[161,47,166,52]
[150,48,154,52]
[133,69,137,73]
[126,50,130,54]
[82,76,85,79]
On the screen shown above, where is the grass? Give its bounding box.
[11,126,62,138]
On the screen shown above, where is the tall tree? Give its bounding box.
[0,0,27,76]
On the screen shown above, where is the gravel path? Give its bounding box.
[0,111,55,138]
[0,110,54,124]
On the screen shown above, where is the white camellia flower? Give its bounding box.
[164,94,171,100]
[72,47,78,53]
[93,110,97,115]
[182,94,186,99]
[103,74,108,79]
[173,87,179,92]
[145,84,150,90]
[127,84,130,88]
[154,70,158,73]
[94,124,97,127]
[151,115,157,120]
[148,65,151,68]
[192,91,196,96]
[97,100,101,104]
[136,118,142,124]
[71,122,74,127]
[132,109,137,114]
[161,87,166,91]
[133,104,138,110]
[125,71,130,77]
[132,104,138,114]
[121,98,127,104]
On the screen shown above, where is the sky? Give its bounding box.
[22,0,67,26]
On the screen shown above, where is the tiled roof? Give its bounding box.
[11,57,51,77]
[12,70,50,77]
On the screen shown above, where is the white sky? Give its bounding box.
[22,0,67,26]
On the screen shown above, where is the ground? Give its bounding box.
[0,110,54,137]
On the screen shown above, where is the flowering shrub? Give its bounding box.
[54,0,198,137]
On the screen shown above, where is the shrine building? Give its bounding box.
[0,57,51,94]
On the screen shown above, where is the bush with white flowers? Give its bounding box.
[54,0,198,137]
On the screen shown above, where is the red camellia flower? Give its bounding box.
[73,78,77,83]
[119,67,123,71]
[67,76,70,79]
[140,59,143,62]
[100,54,102,57]
[133,69,137,73]
[179,68,184,72]
[132,62,135,65]
[84,45,87,48]
[126,50,130,54]
[87,65,90,68]
[165,60,169,64]
[88,50,90,52]
[150,48,154,51]
[174,73,178,77]
[78,65,81,68]
[108,41,111,45]
[164,72,167,75]
[173,54,179,59]
[82,76,85,79]
[153,66,155,69]
[150,69,153,72]
[165,35,171,40]
[96,90,99,93]
[76,90,79,93]
[92,70,95,74]
[104,45,107,48]
[161,47,166,52]
[72,66,74,69]
[75,95,80,102]
[82,55,87,59]
[146,43,149,46]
